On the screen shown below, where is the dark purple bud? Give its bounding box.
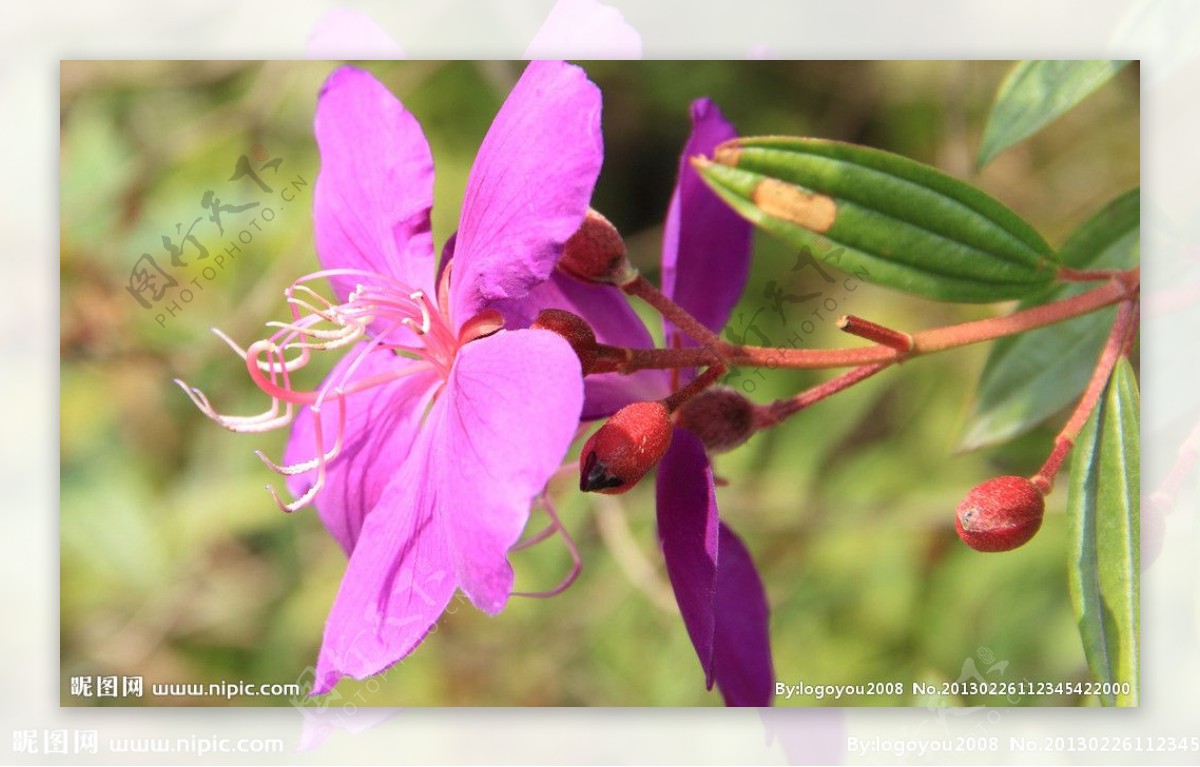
[532,309,599,374]
[557,209,637,286]
[674,385,756,453]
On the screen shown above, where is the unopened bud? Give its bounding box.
[532,309,599,373]
[579,401,672,494]
[673,386,756,453]
[955,475,1045,552]
[558,209,637,286]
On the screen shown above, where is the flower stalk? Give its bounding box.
[579,266,1139,467]
[1030,298,1139,494]
[606,268,1138,375]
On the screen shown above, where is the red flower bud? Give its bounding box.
[955,475,1045,552]
[532,309,599,374]
[579,401,673,495]
[558,209,637,286]
[673,386,756,453]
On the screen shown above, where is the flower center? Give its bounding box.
[175,263,505,513]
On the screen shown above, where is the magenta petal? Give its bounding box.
[712,522,774,707]
[285,344,438,554]
[432,329,584,612]
[314,67,436,303]
[661,98,752,344]
[656,428,720,686]
[310,423,456,696]
[449,60,603,325]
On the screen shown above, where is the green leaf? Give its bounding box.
[961,189,1140,450]
[696,137,1057,303]
[978,60,1131,168]
[1068,357,1139,706]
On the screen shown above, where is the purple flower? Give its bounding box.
[179,61,602,694]
[655,100,772,707]
[514,99,774,705]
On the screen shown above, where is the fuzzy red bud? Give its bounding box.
[532,309,599,374]
[955,475,1045,552]
[579,401,673,494]
[673,386,756,453]
[558,209,637,286]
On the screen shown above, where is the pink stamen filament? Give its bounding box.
[510,521,559,552]
[512,493,581,599]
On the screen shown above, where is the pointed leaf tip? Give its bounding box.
[978,60,1131,169]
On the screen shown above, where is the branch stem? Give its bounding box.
[1030,298,1138,494]
[755,363,891,428]
[614,269,1138,374]
[622,274,724,349]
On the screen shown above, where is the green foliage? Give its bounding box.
[697,137,1057,302]
[1067,358,1139,706]
[962,189,1140,450]
[978,60,1131,168]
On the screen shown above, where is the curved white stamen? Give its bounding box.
[180,265,467,513]
[408,291,431,334]
[287,284,336,313]
[286,283,337,314]
[266,320,353,341]
[286,298,339,324]
[267,478,318,513]
[265,391,331,513]
[254,396,345,476]
[255,320,408,506]
[266,321,364,352]
[211,327,250,359]
[173,379,294,432]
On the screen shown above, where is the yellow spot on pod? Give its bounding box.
[712,143,741,166]
[752,178,837,234]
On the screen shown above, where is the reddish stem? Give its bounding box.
[617,346,716,372]
[755,363,891,427]
[1058,267,1128,282]
[614,269,1137,373]
[622,274,725,349]
[662,363,726,413]
[1030,299,1138,494]
[913,270,1135,355]
[837,314,914,352]
[588,344,634,374]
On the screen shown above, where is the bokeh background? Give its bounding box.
[60,60,1138,706]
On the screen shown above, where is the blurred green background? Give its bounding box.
[60,60,1138,706]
